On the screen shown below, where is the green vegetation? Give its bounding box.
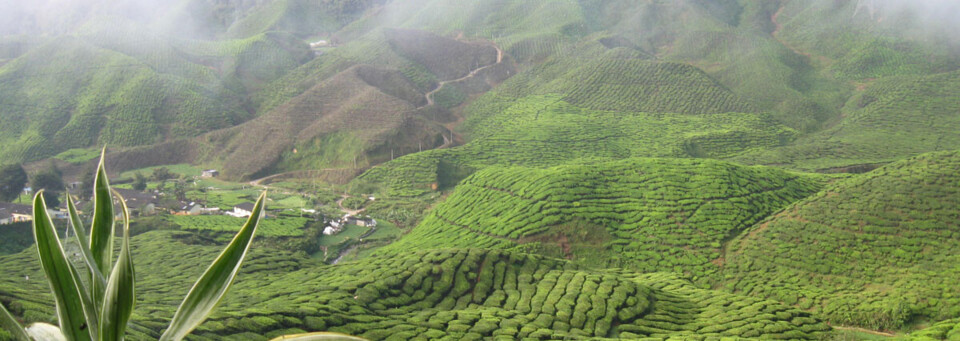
[722,150,960,330]
[0,152,270,341]
[357,95,796,197]
[0,242,832,340]
[906,318,960,340]
[52,148,101,164]
[171,215,309,238]
[383,157,823,280]
[340,197,366,210]
[0,164,27,202]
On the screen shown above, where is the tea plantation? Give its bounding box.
[0,231,832,340]
[721,150,960,330]
[380,157,824,279]
[356,95,796,197]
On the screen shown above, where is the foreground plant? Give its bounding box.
[0,150,271,341]
[0,151,364,340]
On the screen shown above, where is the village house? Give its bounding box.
[0,203,32,225]
[226,202,256,218]
[323,214,377,235]
[114,188,158,216]
[176,203,204,216]
[201,169,219,178]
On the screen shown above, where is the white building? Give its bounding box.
[226,202,255,218]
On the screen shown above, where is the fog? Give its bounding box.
[2,0,959,43]
[0,0,268,39]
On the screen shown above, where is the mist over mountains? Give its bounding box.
[0,0,959,340]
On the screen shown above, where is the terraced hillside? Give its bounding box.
[733,70,960,171]
[0,21,312,163]
[907,318,960,340]
[355,93,795,197]
[722,150,960,330]
[380,158,824,279]
[0,231,831,340]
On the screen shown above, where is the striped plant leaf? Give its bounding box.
[98,191,136,341]
[32,192,98,341]
[0,301,29,341]
[158,192,266,341]
[89,148,114,282]
[65,191,106,302]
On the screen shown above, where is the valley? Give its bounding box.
[1,0,959,340]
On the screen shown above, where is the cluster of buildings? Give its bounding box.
[0,202,32,225]
[0,186,269,225]
[323,214,377,236]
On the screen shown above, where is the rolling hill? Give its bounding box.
[721,150,960,330]
[0,231,831,340]
[379,157,824,279]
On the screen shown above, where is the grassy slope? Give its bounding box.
[0,19,311,163]
[732,71,960,171]
[356,93,794,197]
[0,231,831,340]
[380,158,824,280]
[721,150,960,330]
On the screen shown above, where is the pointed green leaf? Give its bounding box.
[99,191,135,341]
[159,192,267,341]
[269,332,367,341]
[32,192,97,341]
[65,191,106,303]
[0,302,30,341]
[89,148,114,278]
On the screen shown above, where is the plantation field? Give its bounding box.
[0,232,833,339]
[170,215,309,238]
[381,157,824,279]
[356,95,796,197]
[733,71,960,171]
[722,150,960,330]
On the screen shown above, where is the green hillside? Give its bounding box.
[0,20,312,163]
[733,71,960,171]
[380,158,824,279]
[356,95,795,197]
[0,231,831,340]
[907,318,960,340]
[721,150,960,330]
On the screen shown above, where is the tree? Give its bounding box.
[41,191,60,209]
[132,172,148,191]
[174,178,187,202]
[31,164,63,193]
[78,165,96,200]
[151,167,175,182]
[32,163,63,208]
[0,163,28,202]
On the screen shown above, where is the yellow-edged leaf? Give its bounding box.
[159,192,266,341]
[0,301,30,341]
[32,192,98,341]
[99,191,136,341]
[65,191,106,302]
[89,148,114,279]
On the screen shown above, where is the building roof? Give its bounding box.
[0,202,32,220]
[114,188,158,210]
[235,202,255,211]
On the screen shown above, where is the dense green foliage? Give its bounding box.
[170,215,309,238]
[357,95,795,197]
[722,151,960,330]
[383,157,823,280]
[0,164,27,202]
[0,234,831,340]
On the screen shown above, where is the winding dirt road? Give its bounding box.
[423,45,504,107]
